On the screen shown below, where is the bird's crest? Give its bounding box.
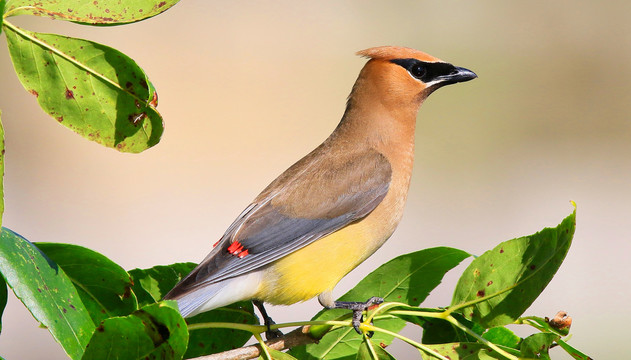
[357,46,442,63]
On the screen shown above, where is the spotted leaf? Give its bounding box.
[0,228,94,359]
[4,24,163,153]
[4,0,180,25]
[450,205,576,328]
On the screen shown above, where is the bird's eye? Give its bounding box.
[410,63,426,79]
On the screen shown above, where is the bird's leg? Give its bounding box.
[252,300,283,339]
[318,292,383,336]
[333,296,384,336]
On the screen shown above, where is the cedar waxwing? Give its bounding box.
[164,46,476,335]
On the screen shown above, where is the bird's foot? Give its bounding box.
[264,319,283,340]
[333,296,384,336]
[253,300,283,340]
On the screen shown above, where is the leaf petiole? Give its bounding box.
[444,315,520,360]
[362,333,380,360]
[187,319,351,334]
[361,323,450,360]
[253,332,272,360]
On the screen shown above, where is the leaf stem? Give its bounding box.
[361,324,450,360]
[514,316,567,338]
[187,321,266,333]
[188,319,350,333]
[386,309,520,360]
[253,332,272,360]
[3,5,33,18]
[364,301,410,324]
[363,333,380,360]
[188,308,521,360]
[388,309,448,319]
[444,288,510,317]
[444,315,520,360]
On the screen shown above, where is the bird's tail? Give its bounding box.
[165,270,263,318]
[169,282,228,317]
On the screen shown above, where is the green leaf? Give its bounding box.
[0,110,4,225]
[130,263,257,358]
[419,312,484,345]
[556,339,593,360]
[291,247,470,360]
[4,23,163,153]
[356,336,396,360]
[420,343,517,360]
[35,242,138,324]
[0,1,5,35]
[81,301,187,360]
[0,228,94,359]
[450,207,576,327]
[184,302,257,359]
[519,333,559,359]
[0,1,4,35]
[390,306,482,345]
[257,349,299,360]
[0,275,7,334]
[129,262,197,307]
[4,0,180,25]
[482,327,521,350]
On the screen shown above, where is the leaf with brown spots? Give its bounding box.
[520,332,559,359]
[0,229,94,360]
[450,205,576,328]
[3,0,180,25]
[356,335,396,360]
[4,23,163,153]
[35,242,138,324]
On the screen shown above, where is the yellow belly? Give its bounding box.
[253,217,387,305]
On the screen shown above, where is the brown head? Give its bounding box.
[335,46,476,147]
[348,46,477,115]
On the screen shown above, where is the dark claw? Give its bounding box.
[261,311,283,339]
[265,326,283,340]
[253,300,283,340]
[333,296,384,336]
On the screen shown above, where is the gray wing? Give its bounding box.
[165,148,392,299]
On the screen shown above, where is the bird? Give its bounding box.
[164,46,476,336]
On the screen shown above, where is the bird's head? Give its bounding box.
[353,46,477,110]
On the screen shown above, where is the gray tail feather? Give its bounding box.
[171,282,227,318]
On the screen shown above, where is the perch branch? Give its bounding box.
[190,325,317,360]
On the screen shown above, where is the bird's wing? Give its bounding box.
[168,148,392,297]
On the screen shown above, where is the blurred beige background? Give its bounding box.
[0,1,629,359]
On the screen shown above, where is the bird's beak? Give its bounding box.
[436,66,478,86]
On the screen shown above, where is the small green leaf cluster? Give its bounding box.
[0,206,592,360]
[281,206,588,360]
[0,229,258,359]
